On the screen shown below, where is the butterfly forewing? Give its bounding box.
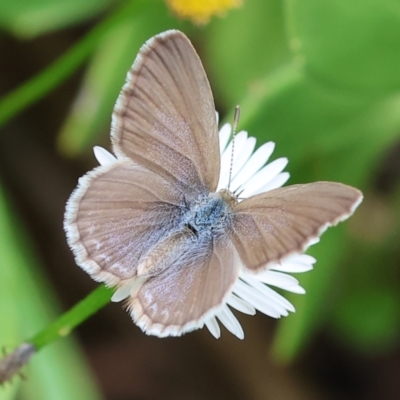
[111,30,220,198]
[230,182,362,271]
[65,160,184,286]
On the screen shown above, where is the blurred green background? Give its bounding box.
[1,0,400,399]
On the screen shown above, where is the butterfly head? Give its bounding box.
[217,188,238,208]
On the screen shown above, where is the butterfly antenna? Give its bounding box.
[228,105,240,191]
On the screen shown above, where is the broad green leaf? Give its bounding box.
[286,0,400,93]
[0,0,113,38]
[0,181,103,399]
[205,0,291,107]
[243,77,400,184]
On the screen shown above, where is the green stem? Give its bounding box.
[29,285,113,350]
[0,0,147,128]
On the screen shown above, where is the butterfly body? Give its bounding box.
[134,188,236,279]
[184,190,236,237]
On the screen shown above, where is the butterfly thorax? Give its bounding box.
[184,190,237,238]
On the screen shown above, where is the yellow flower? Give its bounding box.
[167,0,242,24]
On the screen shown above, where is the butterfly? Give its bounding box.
[64,30,363,338]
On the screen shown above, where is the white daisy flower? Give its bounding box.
[98,123,316,340]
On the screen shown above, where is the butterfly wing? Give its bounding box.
[65,160,184,286]
[230,182,363,271]
[111,30,220,198]
[127,232,239,337]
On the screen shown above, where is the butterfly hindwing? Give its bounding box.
[128,232,239,337]
[65,160,184,285]
[230,182,362,271]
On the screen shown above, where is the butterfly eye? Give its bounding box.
[185,223,199,237]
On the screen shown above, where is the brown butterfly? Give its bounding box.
[64,30,362,338]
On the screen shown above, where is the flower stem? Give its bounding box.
[0,285,113,383]
[0,0,148,128]
[29,285,113,350]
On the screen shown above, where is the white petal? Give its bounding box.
[205,317,221,339]
[255,270,300,290]
[93,146,117,166]
[288,253,317,265]
[231,136,255,173]
[231,141,275,189]
[279,284,306,294]
[240,158,288,197]
[238,278,288,316]
[229,138,256,192]
[111,277,145,302]
[217,305,244,339]
[219,135,256,190]
[253,172,290,194]
[305,237,320,248]
[219,131,248,184]
[270,263,313,273]
[218,123,231,154]
[241,274,295,313]
[226,293,256,315]
[111,285,131,302]
[254,269,306,294]
[270,254,315,273]
[233,279,281,318]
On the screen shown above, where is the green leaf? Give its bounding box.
[286,0,400,93]
[236,66,400,184]
[0,0,113,38]
[205,0,291,107]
